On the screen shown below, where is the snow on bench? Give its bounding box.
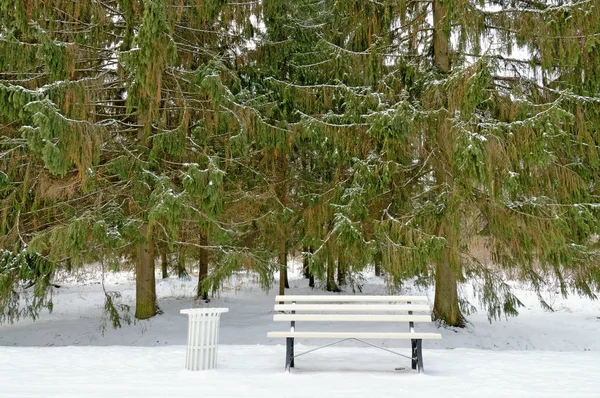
[267,295,441,373]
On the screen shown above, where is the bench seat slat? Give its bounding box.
[267,331,442,339]
[274,304,431,312]
[273,314,432,322]
[275,295,428,303]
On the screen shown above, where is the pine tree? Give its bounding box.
[2,0,599,329]
[238,0,386,293]
[241,0,600,325]
[0,1,122,321]
[369,0,600,325]
[0,0,263,321]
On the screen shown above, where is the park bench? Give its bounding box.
[266,295,442,373]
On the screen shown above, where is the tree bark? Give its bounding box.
[278,238,288,295]
[433,0,450,73]
[433,257,464,327]
[302,246,315,288]
[431,0,464,327]
[135,225,157,319]
[177,247,188,279]
[432,210,465,327]
[302,246,310,279]
[337,254,346,286]
[197,230,209,301]
[374,250,382,276]
[374,263,382,277]
[284,251,289,289]
[161,246,168,279]
[326,249,340,292]
[277,153,289,295]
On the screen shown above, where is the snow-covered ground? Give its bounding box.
[2,345,598,398]
[1,263,600,397]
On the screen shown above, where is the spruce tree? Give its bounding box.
[369,0,600,325]
[0,0,263,321]
[238,0,386,293]
[240,0,600,325]
[2,0,599,329]
[0,1,123,321]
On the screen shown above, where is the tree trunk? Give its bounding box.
[433,257,464,327]
[283,240,290,289]
[161,246,168,279]
[302,246,310,279]
[177,227,189,279]
[373,249,382,276]
[278,238,288,295]
[135,225,157,320]
[337,254,346,286]
[277,153,289,295]
[177,248,188,279]
[302,246,315,288]
[374,263,382,277]
[197,231,209,301]
[284,253,290,289]
[430,0,463,327]
[432,200,464,326]
[433,0,450,73]
[326,249,340,292]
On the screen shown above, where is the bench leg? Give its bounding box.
[411,339,418,370]
[291,337,295,368]
[285,337,295,371]
[416,339,424,373]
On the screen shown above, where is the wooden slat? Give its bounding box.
[266,331,442,340]
[273,304,431,312]
[274,295,429,303]
[273,314,432,322]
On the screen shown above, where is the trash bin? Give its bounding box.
[180,308,229,370]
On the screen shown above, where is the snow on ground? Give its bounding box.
[1,263,600,397]
[1,346,598,398]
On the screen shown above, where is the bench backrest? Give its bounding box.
[273,295,433,323]
[275,295,429,302]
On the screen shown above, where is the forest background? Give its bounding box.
[1,0,599,328]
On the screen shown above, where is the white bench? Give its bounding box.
[266,295,442,373]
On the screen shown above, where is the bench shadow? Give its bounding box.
[287,358,422,375]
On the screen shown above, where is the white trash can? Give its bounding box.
[180,308,229,371]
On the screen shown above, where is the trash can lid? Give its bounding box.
[180,308,229,314]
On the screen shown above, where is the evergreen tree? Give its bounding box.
[238,0,386,293]
[241,0,600,325]
[369,0,600,325]
[0,0,263,321]
[0,1,124,321]
[1,0,599,329]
